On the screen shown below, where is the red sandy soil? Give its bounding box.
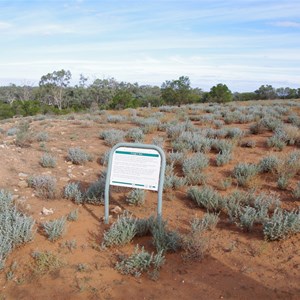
[0,105,299,300]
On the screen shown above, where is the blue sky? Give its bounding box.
[0,0,299,91]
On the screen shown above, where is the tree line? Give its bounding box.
[0,69,299,119]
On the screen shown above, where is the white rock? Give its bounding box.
[41,207,54,216]
[110,206,122,214]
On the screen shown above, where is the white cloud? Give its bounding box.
[0,21,12,30]
[272,21,300,28]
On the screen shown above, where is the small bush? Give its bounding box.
[277,174,291,190]
[15,121,34,147]
[233,163,259,187]
[40,153,56,168]
[43,217,67,242]
[28,175,57,199]
[151,219,181,253]
[126,128,144,142]
[238,206,257,231]
[263,208,300,241]
[67,209,79,221]
[67,147,92,165]
[216,149,232,166]
[258,155,279,173]
[84,174,106,205]
[100,129,125,146]
[101,150,110,166]
[182,153,209,184]
[240,140,256,148]
[0,190,35,269]
[107,115,125,123]
[293,182,300,199]
[64,182,83,204]
[267,136,286,151]
[115,245,165,277]
[126,189,145,206]
[152,136,164,148]
[188,186,223,212]
[31,251,64,274]
[191,213,219,233]
[102,212,137,247]
[36,131,49,142]
[6,127,18,136]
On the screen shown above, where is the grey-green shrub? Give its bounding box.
[67,147,92,165]
[277,174,291,190]
[43,217,67,242]
[100,129,125,146]
[238,206,257,231]
[263,208,300,241]
[191,213,219,233]
[233,163,258,186]
[67,209,79,221]
[64,182,83,204]
[258,155,279,173]
[84,174,106,205]
[102,212,137,247]
[126,128,144,142]
[115,245,165,277]
[107,115,125,123]
[168,151,184,166]
[267,136,286,151]
[293,182,300,199]
[151,219,181,253]
[182,153,209,184]
[101,150,110,166]
[0,190,35,269]
[6,127,18,136]
[28,175,57,199]
[126,189,145,206]
[36,131,49,142]
[152,136,164,148]
[216,149,232,166]
[188,186,223,212]
[40,153,56,168]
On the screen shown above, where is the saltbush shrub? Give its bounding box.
[67,147,92,165]
[188,186,223,212]
[40,153,56,168]
[43,217,67,242]
[233,163,259,187]
[28,175,57,199]
[263,208,300,241]
[126,189,145,206]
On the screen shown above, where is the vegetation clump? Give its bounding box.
[67,147,92,164]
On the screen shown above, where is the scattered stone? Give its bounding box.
[41,207,54,216]
[60,177,70,182]
[110,206,122,214]
[18,172,28,178]
[18,181,28,188]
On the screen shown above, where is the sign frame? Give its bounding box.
[104,142,166,224]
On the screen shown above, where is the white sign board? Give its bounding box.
[110,146,161,191]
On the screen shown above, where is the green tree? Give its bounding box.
[39,69,72,109]
[255,85,277,100]
[206,83,232,103]
[161,76,195,106]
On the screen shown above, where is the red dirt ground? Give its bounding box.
[0,103,299,299]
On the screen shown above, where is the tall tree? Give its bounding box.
[161,76,194,106]
[39,69,71,109]
[255,85,277,100]
[206,83,232,103]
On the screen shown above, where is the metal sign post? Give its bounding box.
[104,143,166,224]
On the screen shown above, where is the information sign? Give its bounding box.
[104,143,166,224]
[110,147,161,191]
